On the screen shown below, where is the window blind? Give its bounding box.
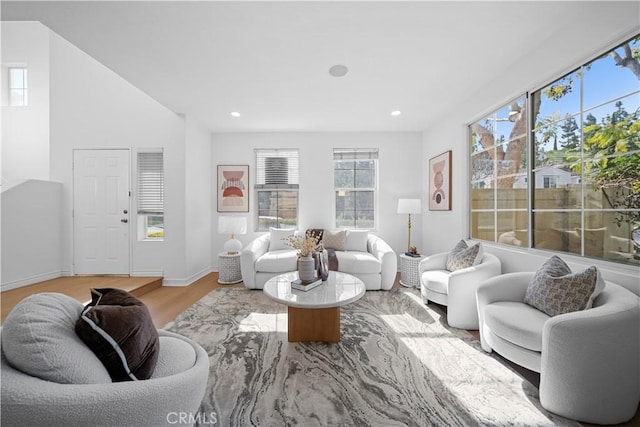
[137,151,164,214]
[333,148,379,160]
[255,149,299,189]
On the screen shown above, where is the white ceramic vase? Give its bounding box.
[297,256,316,282]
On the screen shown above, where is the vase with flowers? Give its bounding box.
[284,234,320,281]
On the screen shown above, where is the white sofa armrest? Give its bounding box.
[367,234,397,290]
[446,253,502,329]
[540,283,640,424]
[476,272,532,351]
[418,252,448,273]
[240,234,270,289]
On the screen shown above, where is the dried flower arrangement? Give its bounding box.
[283,234,319,258]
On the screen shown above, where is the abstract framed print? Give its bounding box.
[217,165,249,212]
[429,151,452,211]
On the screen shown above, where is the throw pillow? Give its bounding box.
[75,288,159,382]
[524,255,605,317]
[1,292,112,384]
[268,227,296,251]
[346,230,368,252]
[323,230,347,251]
[445,240,483,271]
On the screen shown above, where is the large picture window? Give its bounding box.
[255,149,299,231]
[334,148,378,229]
[470,35,640,266]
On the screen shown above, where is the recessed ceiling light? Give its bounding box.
[230,111,241,117]
[329,64,349,77]
[391,110,402,116]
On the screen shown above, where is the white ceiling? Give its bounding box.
[2,1,639,132]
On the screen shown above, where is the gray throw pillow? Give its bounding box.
[323,230,347,251]
[1,292,112,384]
[524,255,605,317]
[445,240,483,271]
[76,288,159,382]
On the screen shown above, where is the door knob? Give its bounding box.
[121,218,128,223]
[123,209,128,214]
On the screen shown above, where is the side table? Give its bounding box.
[399,253,425,288]
[218,252,242,284]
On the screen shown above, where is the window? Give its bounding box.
[137,150,164,240]
[543,176,558,189]
[470,96,529,246]
[470,34,640,266]
[334,148,378,229]
[255,149,299,231]
[9,67,27,106]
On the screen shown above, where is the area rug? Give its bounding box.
[164,288,579,427]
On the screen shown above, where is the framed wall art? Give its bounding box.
[217,165,249,212]
[428,151,452,211]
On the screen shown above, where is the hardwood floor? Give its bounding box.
[1,273,637,426]
[0,272,241,328]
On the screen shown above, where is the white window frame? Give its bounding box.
[254,149,299,231]
[8,66,28,106]
[333,148,379,230]
[137,149,164,241]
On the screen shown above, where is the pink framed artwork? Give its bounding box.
[217,165,249,212]
[429,151,452,211]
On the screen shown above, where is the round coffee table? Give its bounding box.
[263,271,366,343]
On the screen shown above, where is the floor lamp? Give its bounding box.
[397,199,422,253]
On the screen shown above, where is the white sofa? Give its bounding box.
[419,251,502,329]
[240,231,397,290]
[476,272,640,424]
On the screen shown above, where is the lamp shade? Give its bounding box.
[397,199,422,214]
[218,216,247,235]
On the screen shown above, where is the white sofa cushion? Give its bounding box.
[483,301,549,352]
[268,228,296,251]
[421,269,451,294]
[335,251,380,274]
[255,249,298,273]
[1,293,112,384]
[346,230,368,252]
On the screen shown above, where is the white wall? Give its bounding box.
[1,22,50,183]
[1,180,63,290]
[184,116,213,283]
[211,132,423,263]
[47,29,190,282]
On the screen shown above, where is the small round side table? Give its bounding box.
[399,253,425,288]
[218,252,242,284]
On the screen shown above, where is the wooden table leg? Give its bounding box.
[287,306,340,342]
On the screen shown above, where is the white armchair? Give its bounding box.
[476,273,640,424]
[418,251,501,329]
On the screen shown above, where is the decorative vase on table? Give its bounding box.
[315,250,329,281]
[297,256,316,282]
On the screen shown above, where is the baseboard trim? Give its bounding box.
[162,267,213,287]
[1,271,63,291]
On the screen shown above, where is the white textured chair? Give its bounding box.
[477,273,640,424]
[418,251,501,329]
[1,292,210,427]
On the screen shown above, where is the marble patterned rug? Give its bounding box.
[164,288,579,427]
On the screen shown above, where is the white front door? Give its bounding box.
[73,149,130,274]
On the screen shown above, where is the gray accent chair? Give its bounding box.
[1,329,210,427]
[477,273,640,424]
